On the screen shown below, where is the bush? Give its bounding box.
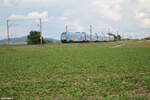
[27,31,46,45]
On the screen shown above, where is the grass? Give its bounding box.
[0,40,150,100]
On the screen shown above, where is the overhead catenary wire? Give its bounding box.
[3,18,150,43]
[6,18,43,44]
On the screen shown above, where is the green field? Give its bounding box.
[0,40,150,100]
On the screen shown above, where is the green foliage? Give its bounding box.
[0,41,150,99]
[117,35,121,41]
[27,31,46,45]
[108,33,121,41]
[144,37,150,40]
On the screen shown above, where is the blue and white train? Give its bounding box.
[61,32,114,43]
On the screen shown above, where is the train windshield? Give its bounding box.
[62,32,66,40]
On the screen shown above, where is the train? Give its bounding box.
[61,32,115,43]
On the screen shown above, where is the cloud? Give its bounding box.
[8,11,49,22]
[8,14,26,19]
[136,14,150,28]
[1,0,150,40]
[8,0,21,6]
[27,11,48,21]
[68,24,87,32]
[0,0,22,6]
[59,16,87,32]
[92,0,124,21]
[0,0,71,7]
[0,0,6,6]
[0,0,4,4]
[135,0,150,28]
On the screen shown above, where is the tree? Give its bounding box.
[108,33,121,41]
[27,31,46,44]
[117,35,121,41]
[108,33,117,41]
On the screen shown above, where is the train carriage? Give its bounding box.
[61,32,114,43]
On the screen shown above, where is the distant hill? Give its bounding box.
[0,36,60,44]
[0,36,27,44]
[45,38,60,43]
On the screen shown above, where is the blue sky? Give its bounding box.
[0,0,150,40]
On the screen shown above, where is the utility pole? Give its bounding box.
[107,24,111,41]
[102,32,105,41]
[7,19,10,45]
[105,24,110,41]
[90,25,92,41]
[40,18,42,44]
[66,25,68,32]
[116,31,119,41]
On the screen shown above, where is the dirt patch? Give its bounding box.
[31,77,38,82]
[47,77,52,81]
[52,94,63,100]
[34,95,40,100]
[2,82,10,86]
[105,73,119,78]
[82,95,103,100]
[112,44,124,48]
[56,77,65,81]
[16,79,25,82]
[16,77,38,83]
[128,87,150,99]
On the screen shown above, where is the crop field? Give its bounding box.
[0,40,150,100]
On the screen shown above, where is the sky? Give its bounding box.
[0,0,150,40]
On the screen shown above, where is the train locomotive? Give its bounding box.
[61,32,114,43]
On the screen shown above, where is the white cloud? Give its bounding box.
[8,14,26,19]
[69,24,86,32]
[135,0,150,28]
[1,0,150,39]
[142,19,150,26]
[0,0,22,6]
[8,11,49,22]
[92,0,124,21]
[59,17,87,32]
[0,0,71,7]
[136,15,150,27]
[27,11,48,21]
[138,0,150,11]
[0,0,4,5]
[58,9,88,32]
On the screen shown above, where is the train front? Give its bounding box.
[61,32,67,43]
[61,32,87,43]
